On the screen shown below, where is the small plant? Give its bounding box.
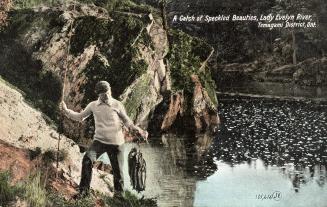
[0,171,22,206]
[29,147,42,160]
[42,149,68,164]
[103,190,158,207]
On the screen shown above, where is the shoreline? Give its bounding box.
[217,91,327,104]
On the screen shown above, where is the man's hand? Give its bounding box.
[133,126,148,142]
[60,101,68,112]
[139,129,148,141]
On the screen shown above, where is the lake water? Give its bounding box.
[121,95,327,207]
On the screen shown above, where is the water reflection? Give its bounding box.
[215,96,327,192]
[122,132,217,206]
[194,159,327,207]
[123,96,327,207]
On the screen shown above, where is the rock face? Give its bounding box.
[160,75,220,132]
[191,75,219,132]
[0,2,219,143]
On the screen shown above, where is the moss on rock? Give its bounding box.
[4,9,63,40]
[123,74,151,120]
[73,14,150,107]
[0,9,64,122]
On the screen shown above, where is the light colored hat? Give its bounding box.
[95,81,111,94]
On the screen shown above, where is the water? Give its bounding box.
[121,96,327,207]
[218,81,327,99]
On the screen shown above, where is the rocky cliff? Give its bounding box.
[0,1,219,144]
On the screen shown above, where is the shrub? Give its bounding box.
[42,149,68,164]
[0,171,21,206]
[29,147,42,160]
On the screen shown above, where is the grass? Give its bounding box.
[48,190,158,207]
[0,170,158,207]
[23,172,47,207]
[0,171,23,206]
[103,190,158,207]
[48,192,95,207]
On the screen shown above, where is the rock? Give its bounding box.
[160,92,184,131]
[191,75,220,132]
[151,75,220,134]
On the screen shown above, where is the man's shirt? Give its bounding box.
[64,97,135,145]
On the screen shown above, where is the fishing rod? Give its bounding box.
[56,0,76,175]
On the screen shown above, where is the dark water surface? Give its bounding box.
[122,96,327,207]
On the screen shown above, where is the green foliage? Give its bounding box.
[199,71,218,106]
[167,29,218,107]
[123,74,151,120]
[0,171,47,207]
[71,15,145,55]
[23,172,47,207]
[0,171,158,207]
[0,9,63,123]
[73,15,149,106]
[103,191,158,207]
[115,0,153,14]
[48,192,95,207]
[29,147,42,160]
[191,38,212,61]
[5,9,62,39]
[13,0,63,8]
[168,30,201,93]
[42,149,67,164]
[168,30,213,93]
[0,171,23,206]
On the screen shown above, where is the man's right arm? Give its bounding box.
[61,101,92,122]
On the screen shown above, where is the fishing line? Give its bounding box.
[56,0,76,174]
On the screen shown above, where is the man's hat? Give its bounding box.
[95,81,111,94]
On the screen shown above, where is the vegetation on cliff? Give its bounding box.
[72,15,150,104]
[168,29,217,106]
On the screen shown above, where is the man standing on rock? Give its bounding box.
[61,81,148,197]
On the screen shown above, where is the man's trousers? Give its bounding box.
[79,140,125,194]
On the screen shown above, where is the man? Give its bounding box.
[61,81,147,197]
